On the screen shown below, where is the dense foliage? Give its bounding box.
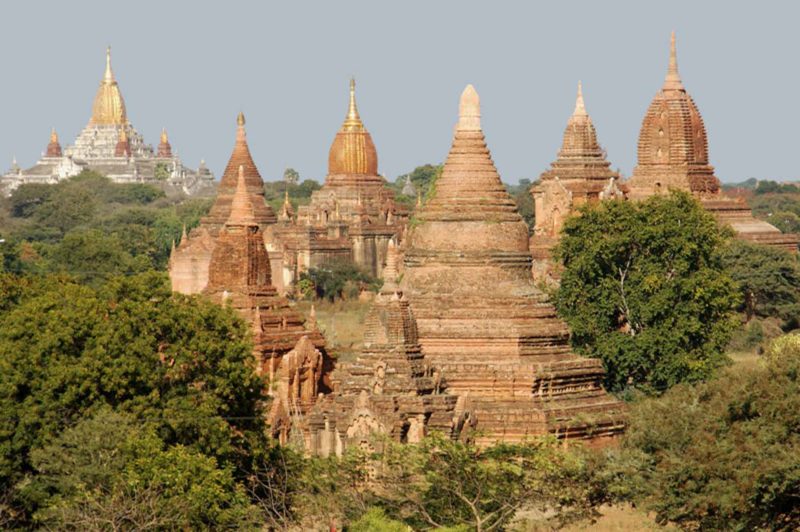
[0,171,211,285]
[262,178,321,215]
[720,239,800,329]
[506,178,535,232]
[393,163,443,202]
[610,334,800,530]
[298,261,381,301]
[555,191,740,393]
[0,272,268,527]
[749,190,800,235]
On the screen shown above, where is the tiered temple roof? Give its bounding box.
[202,166,330,433]
[304,241,465,455]
[0,47,213,196]
[626,33,798,251]
[401,85,626,445]
[171,113,279,294]
[530,83,623,277]
[628,32,718,198]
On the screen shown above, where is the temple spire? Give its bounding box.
[50,128,58,144]
[104,46,114,83]
[341,78,364,131]
[457,84,481,131]
[663,31,684,91]
[573,81,587,117]
[227,165,257,226]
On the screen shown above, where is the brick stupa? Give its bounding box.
[303,241,467,455]
[530,82,624,280]
[401,85,626,445]
[202,166,331,435]
[628,32,798,251]
[170,113,280,294]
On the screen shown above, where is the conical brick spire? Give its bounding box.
[227,165,257,227]
[203,112,276,229]
[420,84,520,224]
[663,31,684,91]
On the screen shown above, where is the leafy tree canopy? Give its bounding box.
[0,272,266,524]
[611,334,800,530]
[555,191,740,393]
[720,239,800,328]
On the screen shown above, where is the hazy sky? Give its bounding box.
[1,1,797,184]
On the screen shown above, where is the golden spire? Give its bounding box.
[90,46,128,125]
[104,46,114,83]
[341,77,364,131]
[237,111,245,127]
[50,127,58,144]
[663,30,684,91]
[160,128,168,144]
[573,81,587,117]
[458,84,481,131]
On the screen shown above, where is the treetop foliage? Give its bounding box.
[555,191,740,393]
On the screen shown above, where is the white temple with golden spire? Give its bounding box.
[1,47,214,196]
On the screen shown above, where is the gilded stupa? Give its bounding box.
[628,33,798,251]
[265,79,408,294]
[1,47,214,196]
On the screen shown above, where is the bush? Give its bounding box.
[612,334,800,530]
[299,262,380,302]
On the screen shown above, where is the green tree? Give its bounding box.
[299,261,380,301]
[506,178,535,232]
[0,272,266,524]
[612,334,800,530]
[555,191,740,393]
[396,164,443,201]
[283,167,300,185]
[28,409,257,530]
[374,434,605,531]
[720,239,800,327]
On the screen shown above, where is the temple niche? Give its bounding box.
[393,85,626,446]
[627,33,799,251]
[199,165,332,437]
[265,79,408,293]
[0,47,214,197]
[530,82,624,281]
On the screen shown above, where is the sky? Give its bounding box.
[0,1,797,185]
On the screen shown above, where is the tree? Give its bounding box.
[28,409,258,530]
[283,167,300,186]
[0,272,267,524]
[555,191,740,393]
[396,164,443,201]
[611,334,800,530]
[720,239,800,328]
[373,434,605,531]
[299,261,380,301]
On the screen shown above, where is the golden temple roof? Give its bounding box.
[89,47,128,126]
[327,78,378,176]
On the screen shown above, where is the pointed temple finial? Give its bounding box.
[104,46,114,83]
[160,128,168,144]
[50,127,58,144]
[457,84,481,131]
[342,77,364,131]
[237,111,246,127]
[573,81,587,117]
[227,165,256,226]
[664,30,684,90]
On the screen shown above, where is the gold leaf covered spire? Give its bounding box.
[663,30,684,91]
[341,77,364,132]
[50,127,58,144]
[160,128,168,144]
[90,46,128,125]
